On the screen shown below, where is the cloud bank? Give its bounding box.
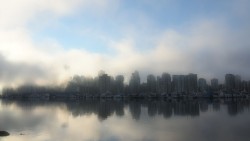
[0,0,250,90]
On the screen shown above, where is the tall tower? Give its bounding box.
[129,71,141,94]
[198,78,207,92]
[225,74,235,92]
[172,75,186,93]
[235,75,241,91]
[211,78,219,91]
[161,73,171,94]
[186,73,198,93]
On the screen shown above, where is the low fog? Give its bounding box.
[0,0,250,90]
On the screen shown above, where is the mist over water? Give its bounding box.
[0,99,250,141]
[1,0,250,141]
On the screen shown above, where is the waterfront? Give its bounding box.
[0,99,250,141]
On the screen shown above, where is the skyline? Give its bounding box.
[2,71,249,92]
[0,0,250,90]
[1,71,250,100]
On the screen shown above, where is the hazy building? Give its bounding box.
[248,81,250,92]
[129,71,141,94]
[161,73,171,93]
[140,82,148,93]
[115,75,124,93]
[211,78,219,91]
[98,73,111,93]
[198,78,207,92]
[172,74,197,93]
[241,81,248,92]
[235,75,241,91]
[156,76,161,93]
[147,74,157,92]
[225,74,235,92]
[186,73,198,93]
[172,75,186,93]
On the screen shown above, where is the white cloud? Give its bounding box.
[1,19,250,88]
[1,0,250,90]
[0,0,121,89]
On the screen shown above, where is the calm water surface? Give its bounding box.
[0,99,250,141]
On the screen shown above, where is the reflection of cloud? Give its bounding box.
[1,99,250,141]
[0,104,54,132]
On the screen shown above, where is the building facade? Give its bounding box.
[211,78,219,91]
[225,74,235,92]
[198,78,207,92]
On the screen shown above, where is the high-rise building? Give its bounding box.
[211,78,219,90]
[129,71,141,93]
[172,74,197,94]
[235,75,241,91]
[248,81,250,92]
[186,73,198,93]
[147,74,157,92]
[115,75,124,93]
[161,73,171,93]
[241,81,248,91]
[198,78,207,92]
[156,76,161,93]
[225,74,235,92]
[98,73,111,93]
[172,75,186,93]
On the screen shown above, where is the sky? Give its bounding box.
[0,0,250,89]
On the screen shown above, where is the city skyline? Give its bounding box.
[0,0,250,91]
[1,1,250,140]
[2,71,250,96]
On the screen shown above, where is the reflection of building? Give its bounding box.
[148,101,157,117]
[211,78,219,90]
[213,101,220,111]
[173,101,200,116]
[198,78,207,92]
[200,101,209,112]
[129,101,141,120]
[158,102,172,118]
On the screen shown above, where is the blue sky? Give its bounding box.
[29,0,232,51]
[28,0,249,54]
[0,0,250,87]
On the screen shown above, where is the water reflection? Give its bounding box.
[1,99,250,120]
[0,99,250,141]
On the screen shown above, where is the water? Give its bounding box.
[0,99,250,141]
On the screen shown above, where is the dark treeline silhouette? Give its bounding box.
[1,71,250,99]
[1,99,250,120]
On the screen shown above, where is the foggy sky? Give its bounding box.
[0,0,250,89]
